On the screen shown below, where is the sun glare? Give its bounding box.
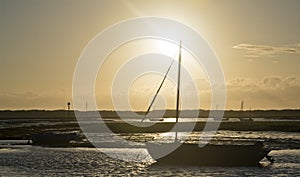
[150,39,179,58]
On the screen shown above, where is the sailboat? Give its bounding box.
[146,41,273,166]
[31,132,77,146]
[239,100,254,122]
[149,117,164,122]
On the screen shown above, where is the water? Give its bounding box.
[1,119,300,176]
[124,117,300,123]
[1,117,299,129]
[0,146,299,176]
[84,131,300,149]
[0,130,300,176]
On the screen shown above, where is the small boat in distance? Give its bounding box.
[239,100,254,122]
[146,41,273,166]
[149,118,164,122]
[31,132,77,146]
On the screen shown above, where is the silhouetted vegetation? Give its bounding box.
[0,109,299,142]
[1,109,300,119]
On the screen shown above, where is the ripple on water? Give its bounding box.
[0,143,300,176]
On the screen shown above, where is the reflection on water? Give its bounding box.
[127,117,300,123]
[0,129,299,176]
[105,131,300,149]
[0,146,299,176]
[2,117,298,129]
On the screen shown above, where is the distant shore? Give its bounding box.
[1,109,299,147]
[1,109,300,119]
[0,118,299,140]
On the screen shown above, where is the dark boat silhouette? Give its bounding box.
[147,141,272,166]
[31,132,77,146]
[146,41,273,166]
[149,118,164,122]
[239,100,254,122]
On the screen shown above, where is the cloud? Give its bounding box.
[226,76,300,109]
[232,43,300,58]
[227,76,300,91]
[227,77,258,91]
[0,90,70,110]
[4,91,40,99]
[261,76,300,89]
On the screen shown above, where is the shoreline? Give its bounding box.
[0,120,299,140]
[1,109,300,119]
[1,120,299,150]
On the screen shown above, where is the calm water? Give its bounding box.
[1,117,299,129]
[0,130,300,176]
[0,146,299,176]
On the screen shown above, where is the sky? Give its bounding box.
[0,0,300,110]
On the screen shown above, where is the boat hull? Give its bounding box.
[149,118,164,122]
[31,132,77,146]
[147,142,271,166]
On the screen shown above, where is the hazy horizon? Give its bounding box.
[1,108,300,112]
[1,0,300,110]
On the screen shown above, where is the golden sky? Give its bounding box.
[1,0,300,110]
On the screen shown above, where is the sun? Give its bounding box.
[149,39,180,58]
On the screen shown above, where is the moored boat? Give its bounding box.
[149,118,164,122]
[31,132,77,146]
[146,41,273,166]
[147,141,273,166]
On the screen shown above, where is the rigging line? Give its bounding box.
[141,59,175,122]
[128,59,175,142]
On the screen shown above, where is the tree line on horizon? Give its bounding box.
[0,109,300,119]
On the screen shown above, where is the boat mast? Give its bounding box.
[239,100,244,121]
[176,41,182,123]
[86,101,88,112]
